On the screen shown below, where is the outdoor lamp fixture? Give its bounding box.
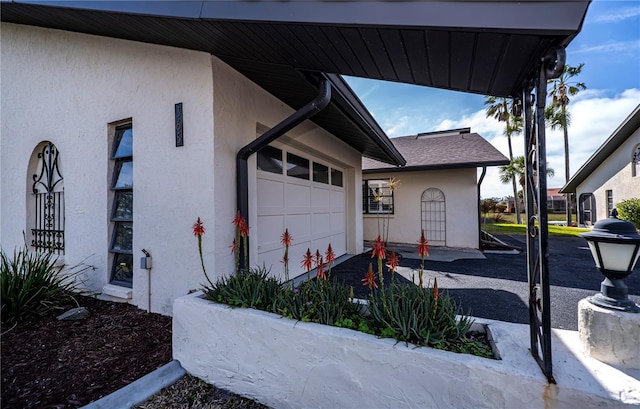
[580,209,640,313]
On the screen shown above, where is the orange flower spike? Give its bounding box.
[239,219,249,238]
[193,217,205,237]
[417,230,430,259]
[230,238,238,254]
[371,235,386,260]
[302,248,314,272]
[433,277,440,300]
[316,258,327,280]
[315,249,322,267]
[232,211,243,227]
[325,244,335,265]
[387,250,399,273]
[280,228,292,247]
[361,263,378,289]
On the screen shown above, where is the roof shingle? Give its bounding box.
[363,131,509,173]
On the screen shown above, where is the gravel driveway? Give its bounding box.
[331,235,640,330]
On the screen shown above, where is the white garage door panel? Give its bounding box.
[312,187,331,209]
[285,183,311,208]
[258,179,284,207]
[331,212,345,234]
[331,190,345,209]
[287,214,311,238]
[257,160,347,279]
[257,214,284,251]
[311,213,331,236]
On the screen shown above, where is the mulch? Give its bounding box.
[1,295,172,409]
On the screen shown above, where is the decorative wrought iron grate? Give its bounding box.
[31,142,65,254]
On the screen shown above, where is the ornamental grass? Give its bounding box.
[193,215,493,358]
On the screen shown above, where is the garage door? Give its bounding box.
[256,145,346,280]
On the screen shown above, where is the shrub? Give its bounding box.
[368,282,472,348]
[275,279,362,326]
[1,243,80,328]
[616,198,640,230]
[203,265,282,310]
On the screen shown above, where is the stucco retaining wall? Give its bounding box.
[173,292,639,409]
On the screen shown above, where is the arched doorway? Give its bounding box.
[421,188,445,245]
[578,193,596,226]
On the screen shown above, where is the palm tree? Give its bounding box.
[499,156,555,211]
[485,96,523,223]
[546,63,586,225]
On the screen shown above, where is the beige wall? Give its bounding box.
[1,23,364,314]
[1,23,215,315]
[211,56,363,277]
[363,168,479,249]
[575,127,640,223]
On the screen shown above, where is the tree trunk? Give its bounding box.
[507,134,522,224]
[562,106,572,225]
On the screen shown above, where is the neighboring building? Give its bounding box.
[505,188,575,215]
[1,1,590,314]
[362,129,508,248]
[561,105,640,226]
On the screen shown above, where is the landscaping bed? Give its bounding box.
[1,295,172,408]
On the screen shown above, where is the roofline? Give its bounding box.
[1,0,590,34]
[560,104,640,193]
[363,159,509,174]
[322,73,406,166]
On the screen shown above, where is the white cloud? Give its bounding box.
[384,115,410,137]
[590,6,640,23]
[433,89,640,198]
[570,39,640,55]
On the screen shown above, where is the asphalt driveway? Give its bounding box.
[330,235,640,330]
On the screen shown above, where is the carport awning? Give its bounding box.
[1,0,591,164]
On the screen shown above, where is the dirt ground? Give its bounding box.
[1,295,172,408]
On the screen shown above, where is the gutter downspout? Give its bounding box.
[236,79,331,271]
[477,166,487,249]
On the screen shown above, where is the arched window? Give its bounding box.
[632,144,640,177]
[30,142,65,254]
[421,188,445,245]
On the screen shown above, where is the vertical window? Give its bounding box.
[110,125,133,287]
[31,142,65,254]
[286,152,310,180]
[606,190,613,216]
[362,179,394,214]
[632,144,640,177]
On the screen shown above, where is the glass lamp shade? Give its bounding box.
[580,209,640,312]
[586,241,640,275]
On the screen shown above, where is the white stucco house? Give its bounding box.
[362,128,508,249]
[561,105,640,226]
[1,1,591,315]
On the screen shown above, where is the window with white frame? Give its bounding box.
[30,142,65,254]
[110,124,133,287]
[363,179,394,214]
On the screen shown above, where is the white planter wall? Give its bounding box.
[173,293,639,409]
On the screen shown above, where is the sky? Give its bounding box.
[345,0,640,199]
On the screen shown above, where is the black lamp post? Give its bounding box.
[580,209,640,313]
